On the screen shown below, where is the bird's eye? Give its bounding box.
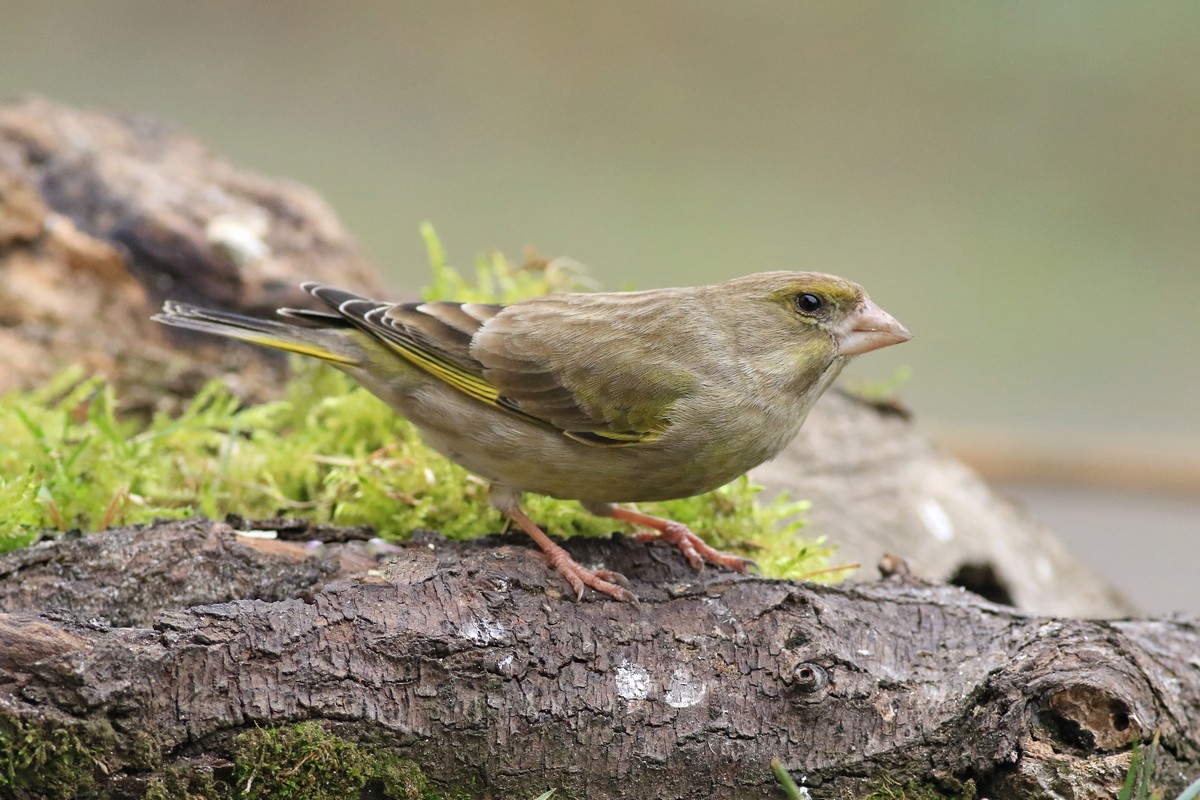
[795,292,823,314]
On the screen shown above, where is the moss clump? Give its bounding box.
[144,764,228,800]
[0,716,116,799]
[0,226,834,580]
[863,774,978,800]
[229,722,434,800]
[0,715,477,800]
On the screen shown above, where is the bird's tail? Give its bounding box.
[152,301,362,366]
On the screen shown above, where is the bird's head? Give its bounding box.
[718,271,911,384]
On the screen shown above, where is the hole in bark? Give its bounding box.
[1111,702,1130,731]
[947,562,1014,606]
[791,663,829,693]
[1046,687,1135,750]
[1037,705,1096,752]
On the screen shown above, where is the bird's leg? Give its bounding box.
[490,489,636,602]
[589,504,752,573]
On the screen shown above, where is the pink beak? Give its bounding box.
[836,297,911,356]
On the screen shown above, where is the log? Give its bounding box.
[1,519,1196,799]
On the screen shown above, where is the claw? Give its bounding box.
[596,569,632,589]
[604,506,751,573]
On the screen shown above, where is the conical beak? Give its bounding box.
[837,297,911,356]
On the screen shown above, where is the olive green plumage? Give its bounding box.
[155,271,909,600]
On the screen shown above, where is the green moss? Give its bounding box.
[0,714,482,800]
[229,721,428,799]
[843,364,913,404]
[862,774,977,800]
[0,225,833,579]
[143,764,228,800]
[0,716,116,799]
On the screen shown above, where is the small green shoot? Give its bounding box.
[1114,732,1200,800]
[772,758,808,799]
[1176,777,1200,800]
[844,364,913,404]
[1120,733,1162,800]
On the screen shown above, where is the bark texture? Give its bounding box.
[1,519,1197,799]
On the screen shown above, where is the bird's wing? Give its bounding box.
[469,294,696,446]
[301,282,505,407]
[302,284,691,446]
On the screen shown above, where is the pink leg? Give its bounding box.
[598,505,751,573]
[503,504,636,603]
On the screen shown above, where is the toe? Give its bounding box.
[582,572,638,603]
[595,569,632,588]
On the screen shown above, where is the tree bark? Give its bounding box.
[1,519,1197,799]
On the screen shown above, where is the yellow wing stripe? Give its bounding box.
[564,429,663,446]
[382,333,665,447]
[382,339,501,406]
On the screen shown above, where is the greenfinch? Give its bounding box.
[154,272,909,601]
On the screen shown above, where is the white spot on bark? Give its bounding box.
[205,214,269,267]
[459,617,507,644]
[919,498,954,542]
[615,660,651,700]
[664,668,706,708]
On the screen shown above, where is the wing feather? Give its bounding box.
[303,283,694,446]
[471,294,697,444]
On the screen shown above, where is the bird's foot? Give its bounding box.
[603,506,752,573]
[499,501,637,602]
[539,543,636,603]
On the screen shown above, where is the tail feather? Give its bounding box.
[153,301,361,365]
[277,306,353,325]
[301,281,373,312]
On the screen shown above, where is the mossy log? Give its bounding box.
[2,518,1198,799]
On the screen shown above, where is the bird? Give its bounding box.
[153,271,910,602]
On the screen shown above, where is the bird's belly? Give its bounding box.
[367,373,811,504]
[421,427,748,502]
[412,403,797,504]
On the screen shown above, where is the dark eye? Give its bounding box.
[795,292,823,314]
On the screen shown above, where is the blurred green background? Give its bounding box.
[2,2,1197,611]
